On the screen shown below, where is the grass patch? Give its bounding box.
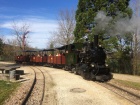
[114,79,140,90]
[0,80,20,105]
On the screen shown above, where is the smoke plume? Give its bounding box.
[93,11,140,38]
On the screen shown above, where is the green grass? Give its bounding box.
[114,79,140,90]
[0,80,20,105]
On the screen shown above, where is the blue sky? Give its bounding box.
[0,0,78,49]
[0,0,135,49]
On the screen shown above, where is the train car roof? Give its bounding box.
[23,50,37,52]
[65,43,82,46]
[42,49,54,51]
[42,43,82,51]
[55,45,66,50]
[42,46,66,51]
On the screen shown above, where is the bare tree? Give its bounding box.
[12,21,30,51]
[131,0,140,75]
[50,9,75,46]
[7,38,19,51]
[46,35,56,49]
[0,36,4,58]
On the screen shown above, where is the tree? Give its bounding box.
[0,30,4,59]
[130,0,140,75]
[74,0,132,42]
[0,38,4,56]
[7,39,17,60]
[50,9,75,46]
[46,36,56,48]
[46,38,55,49]
[12,21,30,51]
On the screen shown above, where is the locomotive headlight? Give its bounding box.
[99,45,102,47]
[105,64,108,67]
[90,63,95,67]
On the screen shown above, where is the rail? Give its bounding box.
[96,81,140,104]
[21,66,45,105]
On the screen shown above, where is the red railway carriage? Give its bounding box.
[48,54,54,64]
[15,50,37,64]
[46,49,54,65]
[19,55,25,62]
[53,55,57,64]
[50,56,53,63]
[35,54,43,63]
[15,50,24,63]
[24,50,36,63]
[42,49,48,64]
[47,55,51,63]
[30,54,35,63]
[15,55,20,63]
[15,47,66,67]
[42,54,47,63]
[27,50,43,65]
[15,52,27,63]
[52,46,66,67]
[24,50,36,64]
[15,55,21,63]
[56,54,61,64]
[55,53,65,65]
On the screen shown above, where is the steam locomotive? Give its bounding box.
[72,35,112,81]
[15,35,113,81]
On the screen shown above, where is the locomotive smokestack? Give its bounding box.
[94,35,98,47]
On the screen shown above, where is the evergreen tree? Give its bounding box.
[74,0,132,42]
[50,42,54,49]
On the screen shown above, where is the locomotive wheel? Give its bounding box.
[73,69,78,75]
[95,75,105,82]
[71,68,75,73]
[64,66,69,71]
[91,76,96,81]
[90,73,96,81]
[82,72,90,80]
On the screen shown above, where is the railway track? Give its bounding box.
[97,81,140,105]
[39,67,57,105]
[22,66,45,105]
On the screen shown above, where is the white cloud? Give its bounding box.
[0,16,58,49]
[28,33,50,49]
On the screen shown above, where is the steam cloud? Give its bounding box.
[93,11,140,38]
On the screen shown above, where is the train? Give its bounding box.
[15,35,113,81]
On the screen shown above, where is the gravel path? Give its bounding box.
[42,67,134,105]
